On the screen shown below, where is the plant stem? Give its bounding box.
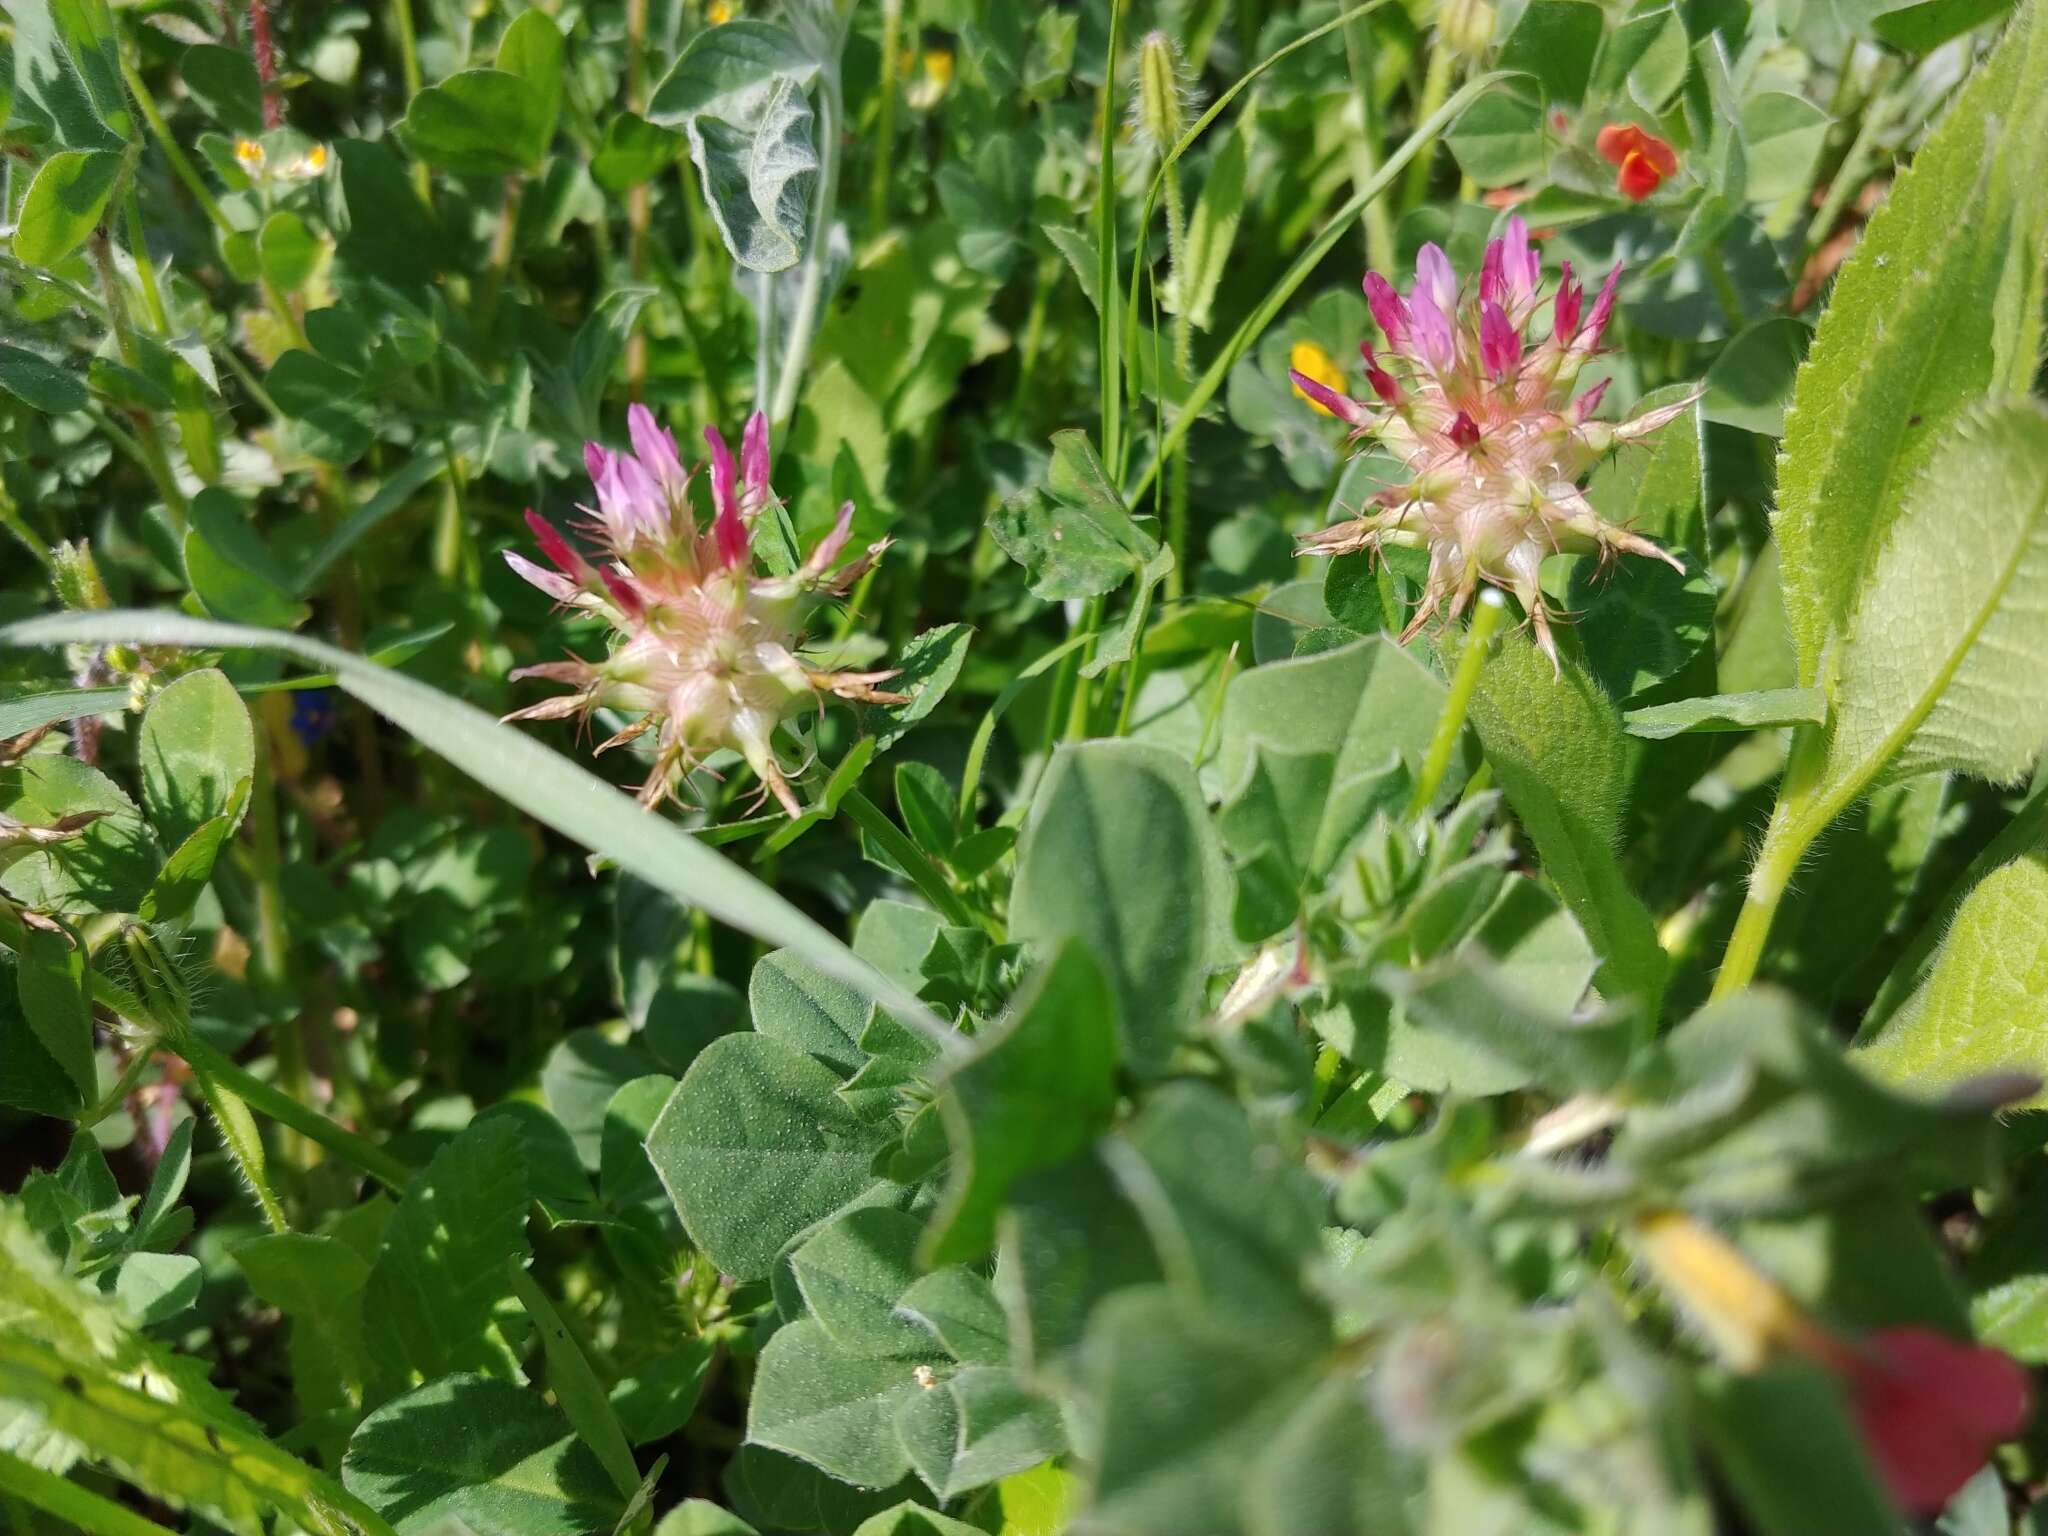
[869,0,902,230]
[121,60,234,236]
[1400,36,1456,213]
[475,175,525,339]
[1165,437,1188,599]
[391,0,433,205]
[177,1032,413,1192]
[840,789,979,931]
[770,70,842,427]
[88,230,188,531]
[1113,579,1156,737]
[1341,10,1397,275]
[1701,246,1746,335]
[0,1450,178,1536]
[1709,722,1828,1000]
[1408,588,1503,817]
[1064,596,1105,741]
[625,0,651,395]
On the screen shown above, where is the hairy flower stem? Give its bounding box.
[190,1057,290,1232]
[1408,588,1503,817]
[625,0,651,395]
[1711,722,1829,999]
[178,1032,412,1192]
[1400,39,1457,213]
[1341,12,1398,276]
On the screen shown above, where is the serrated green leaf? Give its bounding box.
[989,431,1163,602]
[342,1374,623,1536]
[1773,0,2048,688]
[363,1117,531,1383]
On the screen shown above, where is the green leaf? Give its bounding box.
[1569,549,1716,706]
[1009,741,1230,1074]
[0,344,88,414]
[1451,629,1665,1005]
[1079,1288,1311,1536]
[895,1267,1009,1366]
[113,1252,201,1326]
[1219,744,1408,942]
[788,1207,929,1358]
[648,21,821,273]
[989,431,1164,602]
[1445,91,1547,187]
[645,1033,893,1280]
[8,0,131,150]
[592,113,684,193]
[610,1343,714,1446]
[1856,848,2048,1105]
[1594,2,1690,111]
[656,1501,760,1536]
[750,948,871,1075]
[1703,318,1810,437]
[0,611,948,1040]
[14,927,94,1103]
[1623,687,1826,739]
[495,10,565,147]
[141,783,251,926]
[894,1366,1064,1501]
[1739,92,1830,207]
[235,1233,376,1422]
[1872,0,2018,51]
[184,491,313,630]
[257,210,319,291]
[1696,1365,1899,1536]
[924,941,1120,1266]
[1773,0,2048,687]
[1497,1,1603,104]
[1214,637,1451,802]
[362,1117,531,1383]
[397,69,556,177]
[139,668,255,853]
[1814,403,2048,820]
[1105,1085,1327,1341]
[14,148,122,269]
[343,1374,624,1536]
[873,624,972,750]
[0,754,158,915]
[178,44,263,134]
[850,1501,987,1536]
[748,1318,937,1488]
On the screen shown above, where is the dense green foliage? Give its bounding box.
[5,0,2048,1532]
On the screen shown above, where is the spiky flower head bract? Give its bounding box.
[1289,215,1698,673]
[505,405,900,816]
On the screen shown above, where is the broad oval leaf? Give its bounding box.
[1856,848,2048,1106]
[1772,0,2048,687]
[15,148,123,268]
[1009,740,1231,1074]
[1814,402,2048,820]
[648,21,822,273]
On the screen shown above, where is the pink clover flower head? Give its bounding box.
[503,408,900,816]
[1298,214,1699,673]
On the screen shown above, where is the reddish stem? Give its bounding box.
[249,0,283,128]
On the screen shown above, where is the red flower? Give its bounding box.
[1596,123,1679,201]
[1838,1327,2032,1516]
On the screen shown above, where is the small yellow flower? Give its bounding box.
[234,138,266,170]
[906,47,954,109]
[706,0,734,22]
[1289,341,1347,417]
[284,143,329,179]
